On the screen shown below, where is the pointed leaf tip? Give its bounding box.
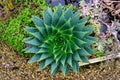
[28,54,41,63]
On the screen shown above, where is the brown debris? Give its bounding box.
[101,0,120,19]
[0,42,120,80]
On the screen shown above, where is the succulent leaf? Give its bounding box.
[73,51,81,61]
[32,16,44,27]
[44,57,54,67]
[38,60,45,71]
[79,16,89,23]
[80,56,89,63]
[72,61,79,73]
[67,55,73,67]
[71,11,80,25]
[60,64,68,76]
[39,53,51,61]
[78,49,90,56]
[23,5,96,76]
[60,54,67,66]
[24,46,39,53]
[28,54,41,63]
[64,6,73,19]
[50,62,59,75]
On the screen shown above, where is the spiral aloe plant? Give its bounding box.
[23,5,96,76]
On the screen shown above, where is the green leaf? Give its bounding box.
[32,16,44,27]
[51,68,58,76]
[72,61,79,73]
[43,9,52,26]
[79,16,89,23]
[80,56,89,63]
[73,51,81,61]
[52,10,59,26]
[39,43,49,48]
[73,31,88,39]
[36,26,47,37]
[24,29,43,41]
[39,53,51,61]
[47,7,53,16]
[84,46,94,54]
[83,38,95,45]
[62,27,73,35]
[55,54,63,63]
[60,64,68,76]
[86,36,97,41]
[64,6,73,19]
[28,54,41,63]
[70,40,81,50]
[44,24,52,34]
[54,49,61,59]
[60,54,67,66]
[73,37,86,46]
[24,46,39,53]
[60,18,71,30]
[52,4,62,25]
[25,24,46,38]
[67,55,72,67]
[56,14,66,27]
[61,44,68,53]
[44,57,54,67]
[23,37,41,46]
[50,62,58,75]
[82,26,94,35]
[78,48,90,56]
[38,60,45,71]
[25,26,37,33]
[67,43,73,54]
[32,32,44,41]
[25,27,44,40]
[56,4,62,17]
[71,11,80,26]
[73,22,85,31]
[37,48,48,53]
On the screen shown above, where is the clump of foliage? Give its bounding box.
[23,5,96,76]
[0,0,47,56]
[2,8,31,54]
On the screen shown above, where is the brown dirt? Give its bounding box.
[0,42,120,80]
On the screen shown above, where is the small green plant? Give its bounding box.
[0,0,47,56]
[24,5,96,76]
[2,8,31,54]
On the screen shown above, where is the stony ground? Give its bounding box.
[0,42,120,80]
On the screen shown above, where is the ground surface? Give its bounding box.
[0,42,120,80]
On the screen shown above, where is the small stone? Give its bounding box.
[2,63,10,67]
[12,66,19,71]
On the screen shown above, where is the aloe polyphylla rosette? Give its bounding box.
[23,5,96,76]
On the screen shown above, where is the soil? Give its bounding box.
[0,42,120,80]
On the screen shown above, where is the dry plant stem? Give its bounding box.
[114,9,120,15]
[101,1,114,10]
[79,53,120,66]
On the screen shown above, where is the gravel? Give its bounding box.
[0,42,120,80]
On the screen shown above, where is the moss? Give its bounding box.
[0,1,47,56]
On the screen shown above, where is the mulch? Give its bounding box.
[0,42,120,80]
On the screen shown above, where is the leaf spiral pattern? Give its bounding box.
[23,5,96,76]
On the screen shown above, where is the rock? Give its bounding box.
[11,66,19,71]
